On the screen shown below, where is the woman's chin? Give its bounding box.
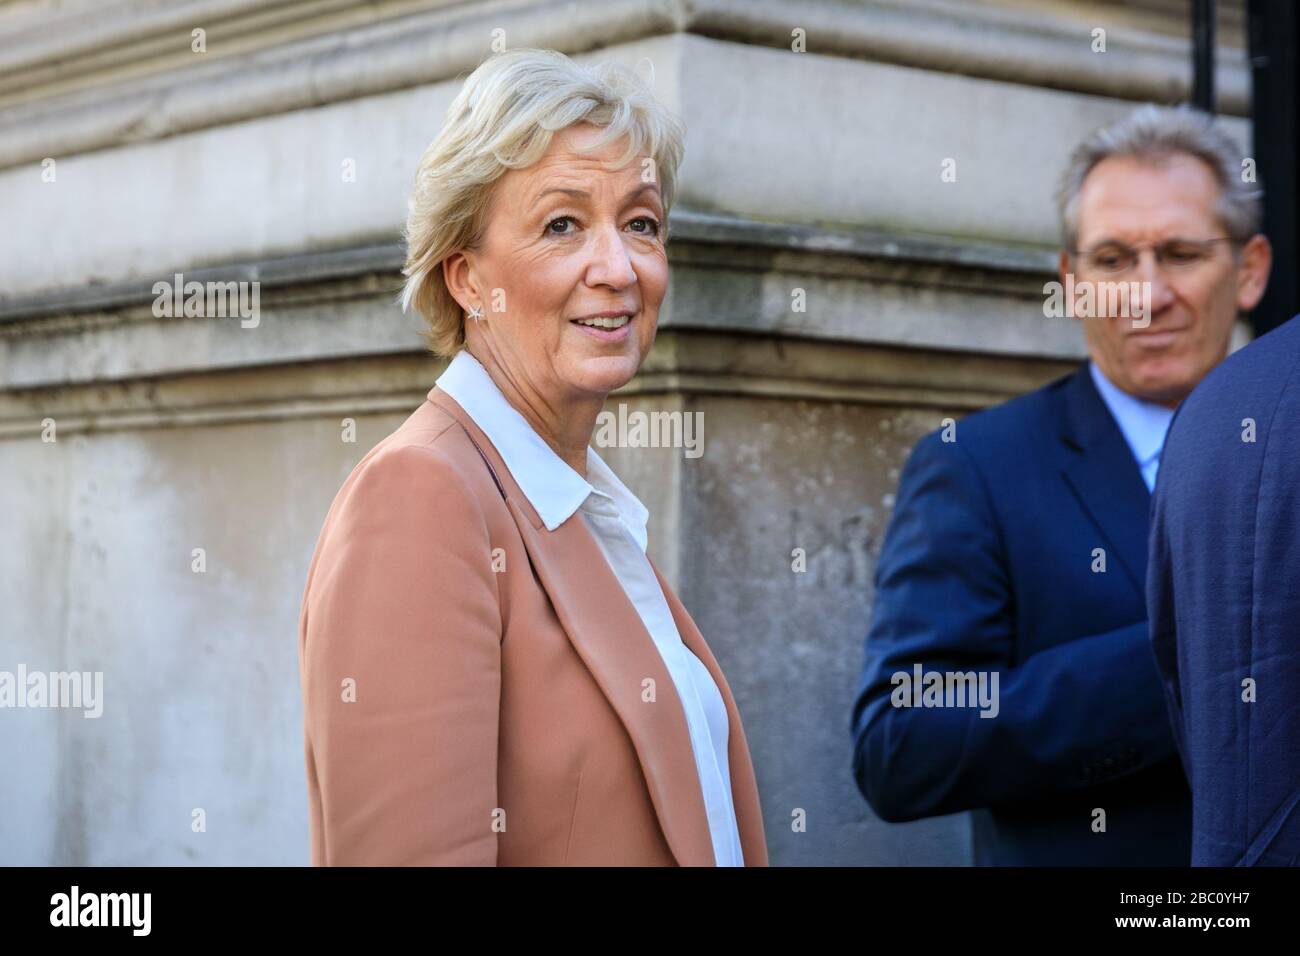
[562,353,642,397]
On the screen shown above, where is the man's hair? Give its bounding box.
[1057,103,1263,250]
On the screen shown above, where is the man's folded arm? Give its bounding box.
[851,432,1177,822]
[302,441,502,865]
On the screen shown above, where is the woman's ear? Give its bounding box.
[442,251,479,315]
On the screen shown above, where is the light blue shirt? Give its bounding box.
[436,349,744,866]
[1088,360,1176,492]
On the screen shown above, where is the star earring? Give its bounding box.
[467,303,484,324]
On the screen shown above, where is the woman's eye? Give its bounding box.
[629,217,660,236]
[546,216,576,235]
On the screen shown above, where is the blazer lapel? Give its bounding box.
[1058,366,1152,596]
[652,563,770,867]
[428,388,717,866]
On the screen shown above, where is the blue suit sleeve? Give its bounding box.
[1146,468,1190,782]
[851,431,1179,821]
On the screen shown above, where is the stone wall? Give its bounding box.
[0,0,1249,864]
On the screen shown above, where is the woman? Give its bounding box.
[297,48,768,866]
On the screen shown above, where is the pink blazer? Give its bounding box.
[298,385,769,865]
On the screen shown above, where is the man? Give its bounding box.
[850,104,1272,865]
[1148,313,1300,867]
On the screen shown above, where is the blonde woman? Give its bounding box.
[297,49,768,866]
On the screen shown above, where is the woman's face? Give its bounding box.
[453,122,668,403]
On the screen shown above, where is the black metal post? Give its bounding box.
[1193,0,1216,112]
[1248,0,1300,335]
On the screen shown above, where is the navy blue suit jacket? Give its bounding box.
[1148,314,1300,866]
[851,364,1191,865]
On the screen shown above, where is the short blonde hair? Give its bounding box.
[401,48,687,357]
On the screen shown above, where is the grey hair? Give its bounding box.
[401,48,686,357]
[1057,103,1263,251]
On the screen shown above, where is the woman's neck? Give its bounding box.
[465,345,601,478]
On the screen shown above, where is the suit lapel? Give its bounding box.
[428,388,717,866]
[652,563,770,867]
[1058,366,1152,595]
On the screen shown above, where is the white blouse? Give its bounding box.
[436,349,744,866]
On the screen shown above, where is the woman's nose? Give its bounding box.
[584,224,637,289]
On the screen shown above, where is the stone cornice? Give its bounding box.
[0,330,1081,439]
[0,0,1249,171]
[0,209,1054,324]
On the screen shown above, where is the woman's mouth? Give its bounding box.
[570,312,633,342]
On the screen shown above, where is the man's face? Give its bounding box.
[1060,152,1271,407]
